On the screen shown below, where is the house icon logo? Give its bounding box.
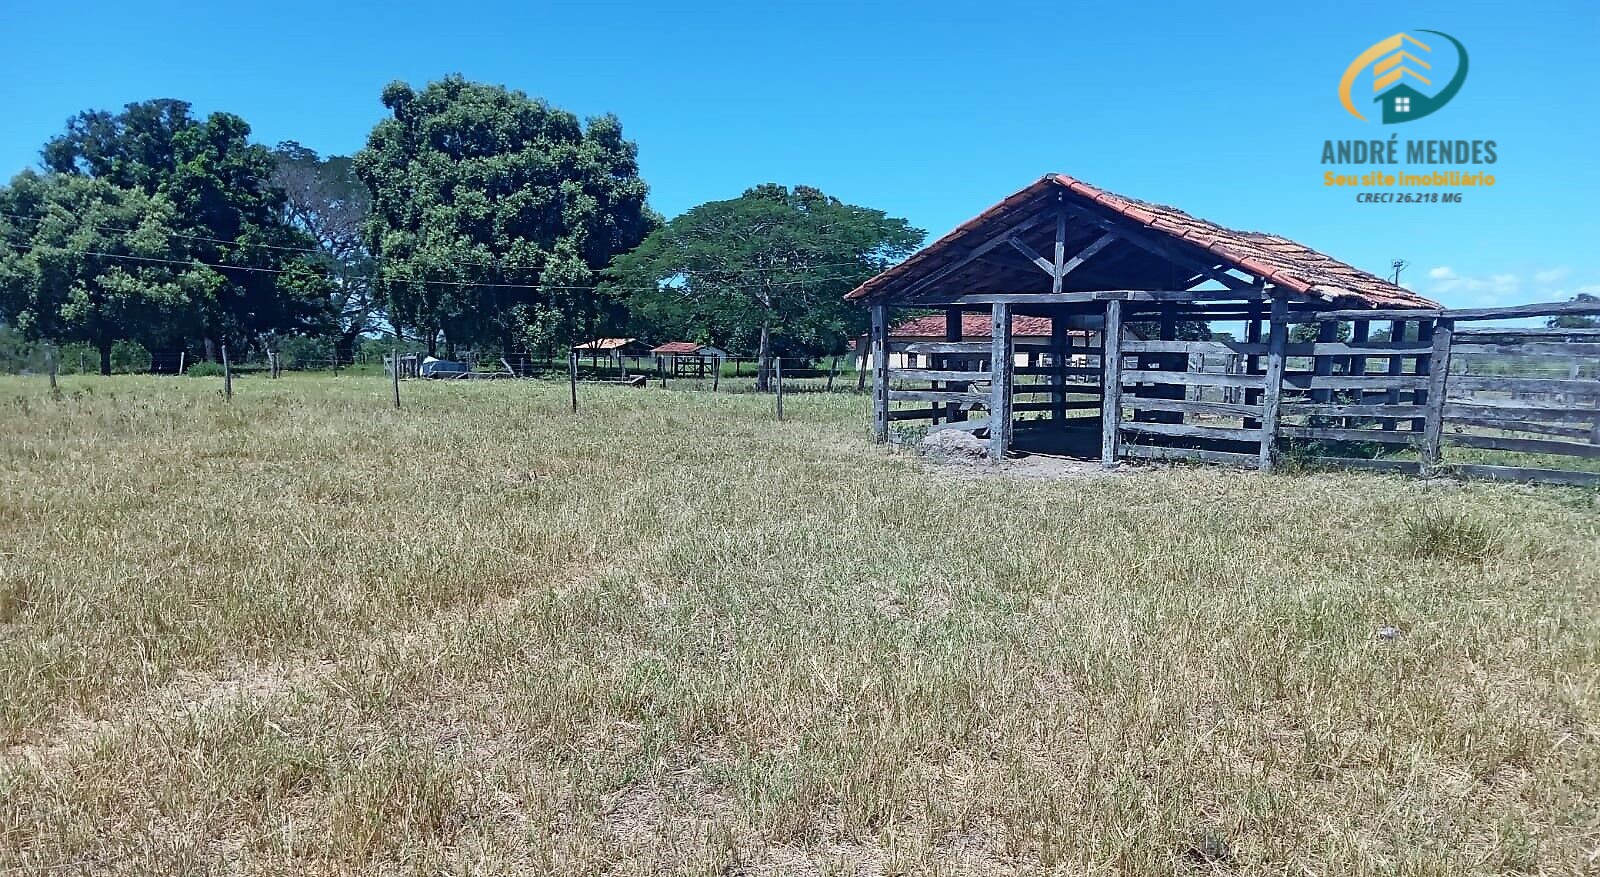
[1338,31,1469,124]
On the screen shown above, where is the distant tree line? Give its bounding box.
[0,75,924,375]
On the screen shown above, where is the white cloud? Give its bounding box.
[1422,266,1595,307]
[1427,266,1455,280]
[1534,267,1572,285]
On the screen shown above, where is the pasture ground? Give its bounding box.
[1,374,1597,875]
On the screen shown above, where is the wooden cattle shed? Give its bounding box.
[848,173,1600,485]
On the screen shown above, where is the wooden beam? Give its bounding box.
[1100,299,1124,468]
[1258,297,1289,472]
[947,288,1268,305]
[1060,232,1118,279]
[894,208,1055,301]
[1050,211,1067,295]
[1007,235,1055,274]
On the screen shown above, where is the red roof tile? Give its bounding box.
[890,314,1080,338]
[845,174,1439,310]
[650,341,703,355]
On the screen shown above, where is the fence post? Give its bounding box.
[568,350,578,413]
[1100,299,1123,467]
[1420,318,1455,477]
[988,302,1013,460]
[178,351,186,376]
[871,305,890,442]
[46,345,58,391]
[775,357,784,421]
[391,347,401,409]
[1258,297,1288,472]
[78,350,86,375]
[712,357,721,392]
[222,345,232,400]
[826,356,837,392]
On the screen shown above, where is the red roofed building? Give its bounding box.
[867,313,1097,369]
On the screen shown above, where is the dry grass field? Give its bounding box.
[2,374,1598,875]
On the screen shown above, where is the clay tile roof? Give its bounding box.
[846,174,1439,310]
[890,314,1083,338]
[650,341,702,355]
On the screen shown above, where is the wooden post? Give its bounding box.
[944,307,965,422]
[1344,320,1369,427]
[1310,320,1338,403]
[1420,318,1455,477]
[1243,304,1263,429]
[1412,319,1436,433]
[712,357,721,392]
[391,348,401,408]
[989,302,1013,460]
[1382,319,1407,430]
[1050,315,1067,423]
[871,304,890,442]
[826,357,837,392]
[1258,297,1289,472]
[78,350,85,375]
[222,345,232,400]
[177,350,186,375]
[1099,299,1123,468]
[568,351,578,413]
[774,357,784,421]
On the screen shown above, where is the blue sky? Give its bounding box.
[4,0,1596,309]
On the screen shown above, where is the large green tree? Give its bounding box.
[1549,293,1599,329]
[604,184,923,388]
[271,141,376,360]
[0,171,210,372]
[355,76,656,355]
[42,99,330,359]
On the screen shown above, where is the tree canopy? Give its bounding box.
[271,141,375,357]
[603,183,923,386]
[37,99,331,359]
[0,170,203,372]
[355,76,656,354]
[1549,293,1599,329]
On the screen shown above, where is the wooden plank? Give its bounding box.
[903,340,990,354]
[951,288,1266,305]
[895,209,1055,301]
[1121,444,1259,467]
[888,388,988,404]
[1126,397,1264,418]
[1284,341,1433,356]
[989,303,1013,460]
[1282,374,1429,391]
[1012,384,1102,396]
[871,305,890,441]
[889,368,989,383]
[1450,376,1600,397]
[1283,402,1429,418]
[1420,318,1455,476]
[1454,327,1600,341]
[1447,464,1600,488]
[1280,426,1419,444]
[1382,318,1409,429]
[1443,433,1600,458]
[1120,421,1262,441]
[1444,403,1600,425]
[1101,299,1123,468]
[1050,315,1067,422]
[1445,417,1595,440]
[1015,365,1101,377]
[1121,370,1265,388]
[1259,298,1289,471]
[1284,308,1440,322]
[1439,301,1600,321]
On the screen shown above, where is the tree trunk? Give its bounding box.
[336,327,362,366]
[98,341,113,376]
[755,319,771,392]
[203,337,218,363]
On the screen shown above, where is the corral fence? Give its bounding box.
[882,300,1600,488]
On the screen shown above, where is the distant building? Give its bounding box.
[572,338,650,362]
[649,341,728,375]
[855,314,1100,369]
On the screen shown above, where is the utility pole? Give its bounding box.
[1390,259,1408,285]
